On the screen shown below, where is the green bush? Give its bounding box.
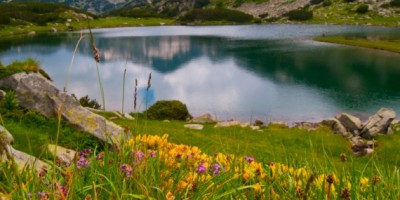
[310,0,324,5]
[356,4,369,13]
[73,94,101,109]
[323,0,332,6]
[390,0,400,6]
[180,8,253,23]
[344,0,356,3]
[144,100,191,120]
[0,58,52,81]
[1,91,18,111]
[287,9,313,21]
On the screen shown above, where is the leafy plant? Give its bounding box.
[323,0,332,7]
[287,9,313,21]
[390,0,400,6]
[356,4,369,14]
[144,100,192,120]
[1,91,18,111]
[72,94,101,109]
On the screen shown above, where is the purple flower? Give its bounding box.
[135,151,145,161]
[85,148,92,155]
[245,156,254,163]
[121,163,133,177]
[213,163,220,175]
[37,191,48,199]
[195,163,207,174]
[96,152,104,160]
[76,157,90,169]
[149,150,156,158]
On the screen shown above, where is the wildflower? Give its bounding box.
[213,163,220,175]
[76,157,90,169]
[135,151,145,161]
[85,148,92,155]
[166,191,175,200]
[37,191,49,200]
[149,150,156,158]
[340,153,347,162]
[195,162,207,174]
[268,161,274,167]
[245,156,254,163]
[121,163,133,177]
[38,170,47,179]
[96,152,104,160]
[28,193,33,199]
[372,175,380,185]
[360,177,369,188]
[340,188,351,200]
[326,174,334,184]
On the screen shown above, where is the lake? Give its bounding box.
[1,24,400,122]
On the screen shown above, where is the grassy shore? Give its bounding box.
[315,36,400,54]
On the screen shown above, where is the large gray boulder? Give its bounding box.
[336,113,362,133]
[360,108,396,139]
[322,118,349,137]
[0,73,126,145]
[1,144,50,173]
[47,144,76,165]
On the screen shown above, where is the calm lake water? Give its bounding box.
[1,24,400,122]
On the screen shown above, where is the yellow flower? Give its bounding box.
[253,183,265,194]
[166,191,175,200]
[360,177,369,188]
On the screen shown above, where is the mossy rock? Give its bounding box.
[145,100,192,121]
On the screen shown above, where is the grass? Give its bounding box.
[314,35,400,54]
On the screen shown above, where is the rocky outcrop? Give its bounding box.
[215,120,249,128]
[0,73,126,145]
[350,136,375,156]
[190,113,216,123]
[47,144,76,165]
[322,118,348,137]
[237,0,310,18]
[292,122,321,131]
[336,113,362,133]
[1,145,50,172]
[360,108,396,139]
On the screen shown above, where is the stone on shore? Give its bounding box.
[322,118,348,137]
[336,113,362,132]
[184,124,204,130]
[360,108,396,139]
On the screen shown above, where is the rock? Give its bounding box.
[0,73,127,145]
[336,113,362,132]
[0,90,5,101]
[250,125,260,130]
[50,27,57,33]
[215,121,242,128]
[240,122,250,128]
[1,145,50,173]
[111,111,124,119]
[322,118,349,137]
[184,124,204,130]
[293,122,321,131]
[163,120,170,123]
[0,125,14,145]
[47,144,76,165]
[28,31,36,35]
[123,113,135,120]
[391,119,400,125]
[268,121,288,127]
[360,108,396,139]
[190,113,216,123]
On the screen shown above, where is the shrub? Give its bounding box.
[310,0,324,5]
[356,4,369,13]
[323,0,332,6]
[287,9,313,21]
[390,0,400,7]
[179,8,253,23]
[1,91,18,111]
[344,0,356,3]
[144,100,191,120]
[74,95,101,109]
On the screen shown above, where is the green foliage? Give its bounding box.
[287,9,313,21]
[323,0,332,6]
[144,100,191,120]
[72,94,101,109]
[310,0,324,5]
[179,8,253,23]
[390,0,400,6]
[0,58,52,81]
[194,0,210,8]
[0,91,18,112]
[356,4,369,14]
[344,0,356,3]
[0,2,95,27]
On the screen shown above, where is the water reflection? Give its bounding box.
[1,25,400,122]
